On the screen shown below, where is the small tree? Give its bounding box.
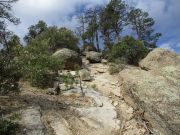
[29,26,79,52]
[24,20,47,43]
[0,33,23,94]
[60,73,75,91]
[99,0,127,50]
[108,36,148,65]
[128,8,161,47]
[75,65,85,97]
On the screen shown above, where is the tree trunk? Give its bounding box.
[82,18,85,46]
[92,36,94,46]
[96,31,100,52]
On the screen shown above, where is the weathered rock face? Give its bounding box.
[119,49,180,135]
[139,48,180,71]
[86,51,102,63]
[20,87,120,135]
[21,107,45,135]
[53,48,82,70]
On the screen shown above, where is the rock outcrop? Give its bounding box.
[119,48,180,135]
[22,107,46,135]
[53,48,82,70]
[139,48,180,71]
[20,86,120,135]
[86,51,102,63]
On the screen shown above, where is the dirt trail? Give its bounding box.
[4,62,158,135]
[84,63,149,135]
[19,85,121,135]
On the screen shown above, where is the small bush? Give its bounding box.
[0,46,23,94]
[32,26,80,52]
[20,39,63,88]
[108,36,149,65]
[59,73,75,90]
[0,118,18,135]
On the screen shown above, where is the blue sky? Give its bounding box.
[8,0,180,53]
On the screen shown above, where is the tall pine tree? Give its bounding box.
[128,8,161,48]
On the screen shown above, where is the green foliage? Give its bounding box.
[0,0,20,25]
[0,117,18,135]
[24,20,48,43]
[77,0,161,52]
[128,8,161,46]
[0,37,23,94]
[75,64,85,96]
[108,36,149,65]
[8,112,21,121]
[29,26,79,52]
[0,56,22,94]
[20,39,63,88]
[98,0,127,50]
[60,73,75,90]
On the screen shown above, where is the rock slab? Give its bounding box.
[119,49,180,135]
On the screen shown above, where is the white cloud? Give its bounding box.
[9,0,109,38]
[159,42,175,52]
[127,0,180,53]
[7,0,180,53]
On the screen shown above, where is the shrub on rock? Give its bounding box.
[108,36,149,65]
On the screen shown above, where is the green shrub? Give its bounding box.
[31,26,80,52]
[0,45,23,94]
[108,36,149,65]
[20,39,63,88]
[0,60,21,94]
[0,117,18,135]
[59,73,75,90]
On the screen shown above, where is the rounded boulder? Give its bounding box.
[53,48,82,70]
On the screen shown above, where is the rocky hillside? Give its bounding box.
[119,48,180,135]
[0,48,179,135]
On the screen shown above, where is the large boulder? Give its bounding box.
[53,48,82,70]
[119,69,180,135]
[86,51,102,63]
[140,48,180,87]
[119,49,180,135]
[140,48,180,71]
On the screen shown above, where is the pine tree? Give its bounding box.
[99,0,127,50]
[84,6,102,52]
[24,20,47,43]
[128,8,161,47]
